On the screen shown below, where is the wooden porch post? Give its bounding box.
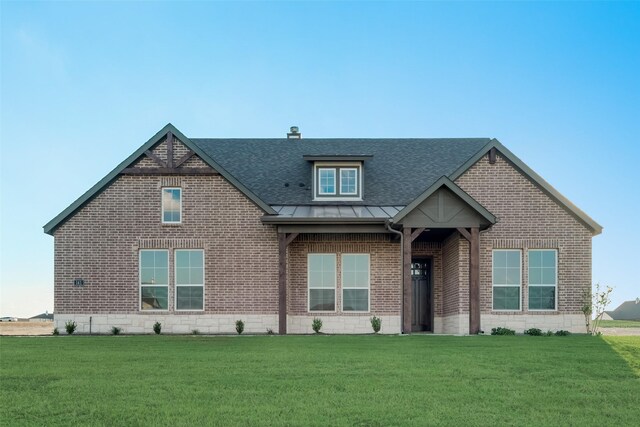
[403,227,412,334]
[278,232,298,335]
[469,227,481,334]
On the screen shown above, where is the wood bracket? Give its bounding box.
[457,227,472,242]
[410,228,425,242]
[144,150,167,167]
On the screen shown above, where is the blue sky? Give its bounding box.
[1,1,638,317]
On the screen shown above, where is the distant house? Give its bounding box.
[29,312,54,322]
[44,124,602,335]
[602,300,640,321]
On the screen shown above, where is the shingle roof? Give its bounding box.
[191,138,491,205]
[604,300,640,321]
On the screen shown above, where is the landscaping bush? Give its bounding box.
[545,330,554,336]
[111,326,122,335]
[555,330,571,336]
[191,329,200,335]
[65,320,77,335]
[524,328,543,336]
[312,318,323,334]
[235,320,244,335]
[266,328,274,335]
[491,327,515,336]
[52,327,59,336]
[153,322,162,335]
[370,316,382,334]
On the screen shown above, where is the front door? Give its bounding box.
[411,259,432,332]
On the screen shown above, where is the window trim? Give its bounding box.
[307,253,337,313]
[491,249,522,312]
[174,249,205,312]
[139,249,170,312]
[339,168,359,196]
[313,162,363,201]
[527,249,558,312]
[161,187,182,224]
[341,253,371,313]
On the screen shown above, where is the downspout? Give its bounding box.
[385,220,404,333]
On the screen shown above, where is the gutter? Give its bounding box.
[385,220,404,334]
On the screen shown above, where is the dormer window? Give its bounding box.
[303,155,372,201]
[314,163,362,200]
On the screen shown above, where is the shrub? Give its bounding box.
[52,327,59,336]
[545,330,554,337]
[191,329,199,335]
[111,326,122,335]
[235,320,244,335]
[153,321,162,335]
[491,327,515,336]
[312,317,323,334]
[524,328,543,336]
[370,316,382,334]
[65,320,77,335]
[555,330,571,336]
[266,328,274,335]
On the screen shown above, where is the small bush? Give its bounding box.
[52,327,59,336]
[555,330,571,336]
[524,328,543,336]
[370,316,382,334]
[65,320,77,335]
[312,317,323,334]
[111,326,122,335]
[191,329,199,335]
[545,330,554,337]
[153,321,162,335]
[491,327,515,336]
[235,320,244,335]
[266,328,274,335]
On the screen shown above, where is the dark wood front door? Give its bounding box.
[411,259,432,332]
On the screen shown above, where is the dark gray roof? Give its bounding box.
[191,138,491,205]
[605,300,640,321]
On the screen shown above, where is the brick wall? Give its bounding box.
[54,137,279,316]
[287,234,402,316]
[455,154,593,316]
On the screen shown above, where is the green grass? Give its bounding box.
[598,319,640,328]
[1,335,639,426]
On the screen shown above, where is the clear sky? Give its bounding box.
[1,1,638,318]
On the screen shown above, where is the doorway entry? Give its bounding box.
[411,258,433,332]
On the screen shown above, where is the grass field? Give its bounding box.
[597,319,640,328]
[1,335,639,426]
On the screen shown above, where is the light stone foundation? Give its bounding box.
[433,314,468,335]
[287,315,401,334]
[481,313,587,334]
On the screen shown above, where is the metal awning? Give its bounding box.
[262,205,405,223]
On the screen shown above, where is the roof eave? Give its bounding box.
[261,216,387,225]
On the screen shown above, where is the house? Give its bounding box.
[29,312,54,322]
[43,124,602,334]
[602,300,640,321]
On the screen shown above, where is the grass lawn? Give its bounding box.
[598,319,640,328]
[1,335,639,426]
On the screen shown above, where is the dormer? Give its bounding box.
[303,155,373,201]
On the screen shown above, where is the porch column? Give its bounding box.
[278,232,298,335]
[469,227,481,334]
[403,227,412,334]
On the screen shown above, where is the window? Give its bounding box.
[342,254,370,312]
[528,250,557,310]
[318,168,336,195]
[140,250,169,310]
[314,164,361,199]
[492,250,521,310]
[308,254,336,311]
[340,168,358,195]
[162,188,181,223]
[175,250,204,311]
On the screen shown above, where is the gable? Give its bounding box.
[43,124,275,235]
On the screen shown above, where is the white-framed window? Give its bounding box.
[342,254,370,312]
[340,168,358,195]
[162,188,182,223]
[492,250,521,311]
[308,254,336,311]
[528,249,557,311]
[314,163,362,199]
[140,250,169,311]
[175,250,204,311]
[318,168,336,195]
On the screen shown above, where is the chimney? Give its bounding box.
[287,126,301,139]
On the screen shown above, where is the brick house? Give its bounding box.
[44,124,601,334]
